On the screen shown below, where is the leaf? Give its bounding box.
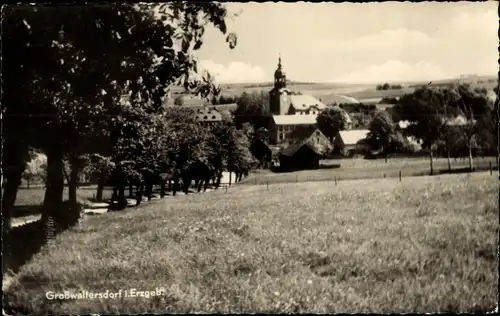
[193,39,203,50]
[226,32,237,49]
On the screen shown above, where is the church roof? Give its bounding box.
[273,114,318,125]
[274,56,286,78]
[289,95,327,110]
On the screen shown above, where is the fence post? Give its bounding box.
[490,162,492,175]
[225,185,227,193]
[267,181,269,191]
[399,170,402,182]
[384,173,386,178]
[296,175,298,183]
[335,176,337,186]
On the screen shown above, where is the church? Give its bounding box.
[267,56,351,144]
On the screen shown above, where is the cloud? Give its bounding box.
[335,60,449,83]
[318,28,435,54]
[199,60,267,83]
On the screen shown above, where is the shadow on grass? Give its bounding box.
[11,205,43,218]
[269,164,341,174]
[3,221,46,275]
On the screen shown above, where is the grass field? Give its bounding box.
[4,172,498,314]
[240,157,498,185]
[14,186,113,207]
[11,186,114,221]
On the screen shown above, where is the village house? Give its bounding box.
[284,125,332,154]
[269,114,318,144]
[334,129,370,157]
[166,97,238,126]
[278,125,332,171]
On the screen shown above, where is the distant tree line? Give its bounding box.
[376,83,403,90]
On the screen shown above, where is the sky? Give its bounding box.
[195,2,498,84]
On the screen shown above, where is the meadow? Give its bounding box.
[241,156,498,185]
[4,172,498,314]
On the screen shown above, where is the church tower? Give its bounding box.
[269,55,289,115]
[274,56,287,90]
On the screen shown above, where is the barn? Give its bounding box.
[279,143,320,171]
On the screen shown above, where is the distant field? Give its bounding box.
[4,172,498,314]
[239,157,497,185]
[346,87,415,101]
[186,76,497,103]
[216,83,374,98]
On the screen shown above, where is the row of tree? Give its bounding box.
[369,84,497,172]
[3,3,240,233]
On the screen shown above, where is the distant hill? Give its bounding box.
[167,74,497,104]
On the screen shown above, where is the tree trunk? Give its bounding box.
[136,181,144,206]
[429,149,434,176]
[118,183,126,202]
[203,178,210,192]
[468,140,474,172]
[384,142,388,163]
[146,182,153,201]
[215,172,222,190]
[172,178,178,196]
[229,171,232,186]
[96,176,105,201]
[446,149,452,172]
[68,158,81,205]
[129,183,134,198]
[183,177,190,194]
[160,182,166,198]
[42,148,65,225]
[2,165,25,236]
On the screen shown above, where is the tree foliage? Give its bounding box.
[392,84,494,171]
[316,107,348,141]
[234,91,271,129]
[2,3,239,226]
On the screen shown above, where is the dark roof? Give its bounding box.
[286,125,319,143]
[176,103,237,113]
[250,139,272,155]
[281,142,321,157]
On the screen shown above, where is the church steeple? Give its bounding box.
[274,54,287,89]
